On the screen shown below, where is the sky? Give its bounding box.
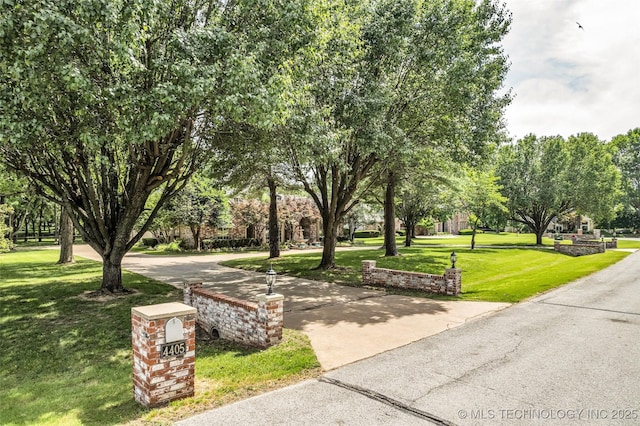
[500,0,640,141]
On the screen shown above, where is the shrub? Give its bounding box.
[458,229,483,235]
[155,240,183,252]
[141,237,158,248]
[0,205,14,253]
[201,238,260,250]
[353,230,380,238]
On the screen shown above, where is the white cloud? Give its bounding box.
[501,0,640,141]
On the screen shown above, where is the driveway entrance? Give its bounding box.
[73,245,508,370]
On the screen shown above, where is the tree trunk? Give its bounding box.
[102,256,124,293]
[404,222,413,247]
[535,229,544,245]
[384,171,399,256]
[190,225,201,251]
[267,176,280,259]
[470,218,479,249]
[57,207,75,264]
[317,215,337,269]
[37,206,43,242]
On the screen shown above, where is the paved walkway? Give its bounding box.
[73,245,508,370]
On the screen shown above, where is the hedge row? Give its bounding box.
[201,238,260,250]
[352,230,380,238]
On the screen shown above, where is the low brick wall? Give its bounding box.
[574,239,618,249]
[183,283,283,348]
[362,260,461,296]
[554,241,605,256]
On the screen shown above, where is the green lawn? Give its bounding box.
[0,250,319,426]
[221,246,632,303]
[355,232,640,249]
[355,232,560,247]
[616,238,640,249]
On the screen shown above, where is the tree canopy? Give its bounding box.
[611,128,640,230]
[0,0,312,291]
[286,0,512,268]
[498,133,620,244]
[460,167,507,249]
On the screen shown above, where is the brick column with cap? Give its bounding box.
[131,302,196,408]
[256,293,285,347]
[444,268,462,296]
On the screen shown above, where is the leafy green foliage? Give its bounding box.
[611,128,640,230]
[460,167,507,248]
[166,175,227,250]
[0,0,313,290]
[287,0,512,267]
[498,134,620,243]
[0,204,14,252]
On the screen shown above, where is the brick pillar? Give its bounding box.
[256,293,284,348]
[444,268,462,296]
[362,260,376,285]
[131,302,197,408]
[183,282,203,306]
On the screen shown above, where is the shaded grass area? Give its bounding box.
[221,246,631,303]
[0,250,319,426]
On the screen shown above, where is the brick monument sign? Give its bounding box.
[131,302,196,408]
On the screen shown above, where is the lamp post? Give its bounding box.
[450,251,457,269]
[265,265,277,295]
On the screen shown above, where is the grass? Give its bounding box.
[0,250,320,426]
[221,246,632,303]
[355,232,559,247]
[355,232,640,248]
[616,238,640,249]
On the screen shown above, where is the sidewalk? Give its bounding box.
[73,245,509,370]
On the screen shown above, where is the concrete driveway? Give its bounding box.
[178,249,640,425]
[73,245,508,370]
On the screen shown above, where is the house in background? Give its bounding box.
[431,213,469,235]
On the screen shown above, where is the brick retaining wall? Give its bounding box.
[574,239,618,249]
[362,260,461,296]
[183,283,283,348]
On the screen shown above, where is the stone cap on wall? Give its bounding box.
[256,293,284,303]
[132,302,197,320]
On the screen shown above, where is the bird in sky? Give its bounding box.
[576,21,584,30]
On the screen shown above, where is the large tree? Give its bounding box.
[288,0,511,268]
[611,128,640,228]
[0,0,303,292]
[460,167,507,249]
[498,135,570,244]
[498,133,619,244]
[167,175,227,251]
[396,178,454,247]
[378,0,512,256]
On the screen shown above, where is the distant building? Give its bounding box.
[432,213,469,235]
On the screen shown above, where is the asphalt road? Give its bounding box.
[177,249,640,425]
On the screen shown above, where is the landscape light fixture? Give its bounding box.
[265,264,277,295]
[450,251,457,269]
